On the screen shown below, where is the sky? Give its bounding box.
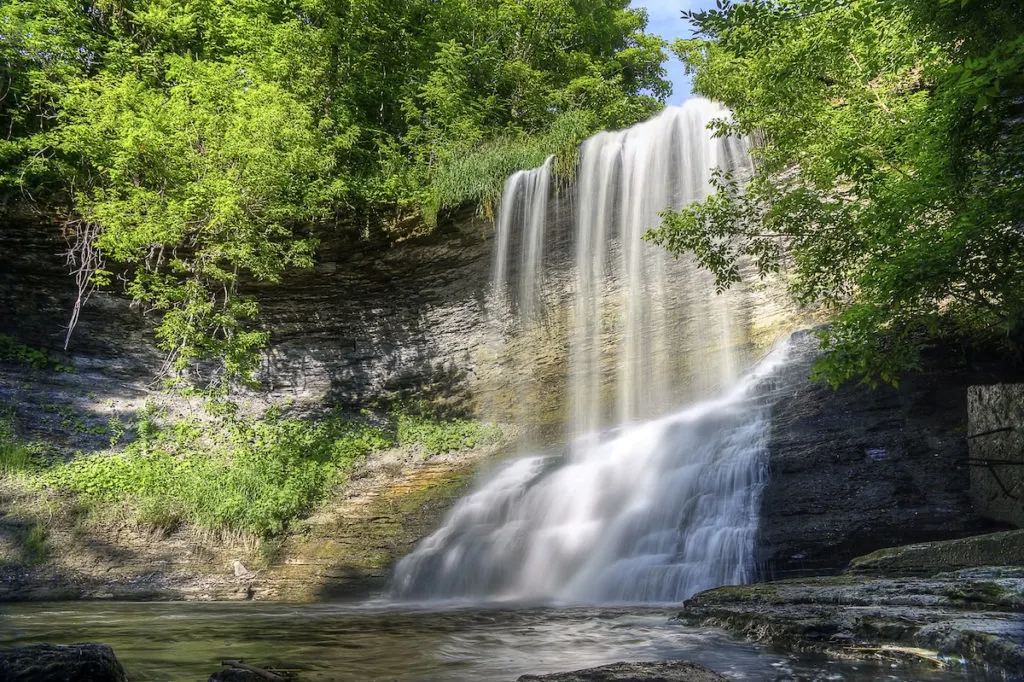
[632,1,717,104]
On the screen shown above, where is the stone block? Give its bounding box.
[968,384,1024,528]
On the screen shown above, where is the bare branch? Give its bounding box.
[62,216,104,350]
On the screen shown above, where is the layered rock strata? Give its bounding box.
[758,336,1019,579]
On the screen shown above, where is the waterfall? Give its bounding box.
[393,98,779,603]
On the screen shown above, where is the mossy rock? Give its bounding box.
[848,530,1024,577]
[0,643,127,682]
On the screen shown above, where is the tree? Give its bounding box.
[648,0,1024,386]
[1,0,669,386]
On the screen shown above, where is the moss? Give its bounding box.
[691,582,782,604]
[940,581,1008,607]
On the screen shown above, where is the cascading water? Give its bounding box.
[393,98,781,603]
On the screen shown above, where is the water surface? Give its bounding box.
[0,601,994,681]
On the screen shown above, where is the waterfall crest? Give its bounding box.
[393,98,781,603]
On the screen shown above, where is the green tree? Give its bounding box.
[648,0,1024,386]
[1,0,669,385]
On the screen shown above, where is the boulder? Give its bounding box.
[848,529,1024,576]
[0,643,127,682]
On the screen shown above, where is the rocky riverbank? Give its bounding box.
[680,531,1024,679]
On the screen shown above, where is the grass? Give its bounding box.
[6,401,501,540]
[428,109,595,218]
[395,409,501,456]
[0,416,32,475]
[20,524,49,564]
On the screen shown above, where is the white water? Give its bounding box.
[393,99,775,603]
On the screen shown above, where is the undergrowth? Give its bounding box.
[2,401,500,539]
[395,409,501,456]
[20,524,49,564]
[0,334,73,373]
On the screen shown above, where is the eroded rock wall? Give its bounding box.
[0,200,799,429]
[757,335,1019,579]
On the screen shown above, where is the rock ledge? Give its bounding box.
[679,564,1024,677]
[517,660,726,682]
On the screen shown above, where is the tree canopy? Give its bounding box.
[648,0,1024,386]
[1,0,669,385]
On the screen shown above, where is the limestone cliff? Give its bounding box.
[757,334,1019,579]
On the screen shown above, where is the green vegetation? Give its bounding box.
[0,415,33,475]
[19,523,50,564]
[429,110,596,220]
[1,0,669,384]
[395,406,502,456]
[1,401,500,538]
[0,334,73,373]
[648,0,1024,386]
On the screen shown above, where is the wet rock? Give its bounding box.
[208,671,269,682]
[516,661,727,682]
[678,563,1024,677]
[0,643,127,682]
[209,665,288,682]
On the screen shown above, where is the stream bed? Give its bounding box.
[0,601,1001,681]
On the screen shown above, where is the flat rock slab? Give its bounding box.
[0,643,127,682]
[678,567,1024,677]
[517,661,726,682]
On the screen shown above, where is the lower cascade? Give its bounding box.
[392,348,788,602]
[393,98,782,603]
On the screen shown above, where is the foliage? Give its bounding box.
[0,334,73,373]
[29,401,500,537]
[428,110,596,220]
[648,0,1024,387]
[1,0,669,384]
[393,404,502,456]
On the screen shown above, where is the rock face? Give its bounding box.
[0,643,127,682]
[0,206,506,415]
[968,384,1024,528]
[757,335,1019,579]
[0,198,797,427]
[0,198,796,601]
[517,661,727,682]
